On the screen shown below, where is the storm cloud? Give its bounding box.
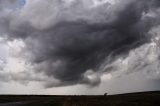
[0,0,160,87]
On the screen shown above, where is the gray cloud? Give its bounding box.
[0,0,160,87]
[0,0,19,10]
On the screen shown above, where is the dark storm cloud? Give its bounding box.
[0,0,160,87]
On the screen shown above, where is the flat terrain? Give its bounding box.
[0,91,160,106]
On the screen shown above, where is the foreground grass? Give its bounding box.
[0,91,160,106]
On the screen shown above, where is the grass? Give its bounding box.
[0,91,160,106]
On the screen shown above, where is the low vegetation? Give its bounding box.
[0,91,160,106]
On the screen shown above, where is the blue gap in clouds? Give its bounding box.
[18,0,26,7]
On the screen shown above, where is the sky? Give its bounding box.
[0,0,160,95]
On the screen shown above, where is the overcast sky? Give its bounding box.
[0,0,160,95]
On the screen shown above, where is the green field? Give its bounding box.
[0,91,160,106]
